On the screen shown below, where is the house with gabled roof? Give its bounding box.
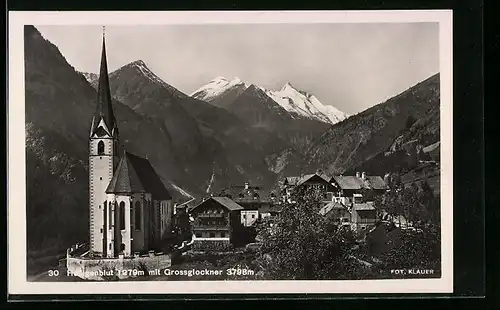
[281,170,337,204]
[319,201,351,224]
[330,172,388,206]
[189,197,244,244]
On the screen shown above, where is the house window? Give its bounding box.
[243,214,246,219]
[97,141,105,155]
[221,232,226,238]
[251,214,255,219]
[119,201,125,229]
[135,201,141,230]
[195,233,202,238]
[209,232,215,238]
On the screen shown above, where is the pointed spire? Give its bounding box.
[92,26,116,135]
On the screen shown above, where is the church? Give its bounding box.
[88,31,174,258]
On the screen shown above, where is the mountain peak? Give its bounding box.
[190,76,248,99]
[282,82,295,90]
[130,59,147,68]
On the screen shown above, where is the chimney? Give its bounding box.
[244,182,249,190]
[362,172,366,180]
[356,172,360,178]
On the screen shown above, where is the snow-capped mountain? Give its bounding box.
[190,77,249,109]
[191,77,348,125]
[260,83,349,124]
[191,76,248,100]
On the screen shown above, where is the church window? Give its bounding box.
[103,201,107,230]
[130,205,134,230]
[109,202,113,229]
[119,201,125,229]
[135,201,141,230]
[98,141,105,155]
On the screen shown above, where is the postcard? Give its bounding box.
[8,10,453,295]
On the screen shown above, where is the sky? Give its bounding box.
[36,23,439,115]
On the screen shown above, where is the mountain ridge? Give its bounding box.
[191,76,349,125]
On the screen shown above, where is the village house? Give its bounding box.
[217,182,280,227]
[88,33,173,258]
[281,171,336,204]
[319,201,351,225]
[350,198,378,235]
[189,197,244,245]
[330,172,388,206]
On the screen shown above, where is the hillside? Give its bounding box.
[295,73,440,177]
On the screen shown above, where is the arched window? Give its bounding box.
[119,201,125,229]
[109,202,113,229]
[135,201,141,230]
[103,201,107,230]
[97,141,105,155]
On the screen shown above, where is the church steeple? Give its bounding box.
[91,26,116,137]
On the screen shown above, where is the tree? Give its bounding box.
[256,186,360,280]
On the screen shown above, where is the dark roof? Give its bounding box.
[106,152,172,200]
[332,176,365,190]
[319,202,348,216]
[91,35,116,136]
[218,184,279,203]
[332,175,387,190]
[191,197,244,212]
[296,173,331,186]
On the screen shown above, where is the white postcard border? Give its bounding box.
[8,10,453,295]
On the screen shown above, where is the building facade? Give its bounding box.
[88,33,173,258]
[190,197,244,243]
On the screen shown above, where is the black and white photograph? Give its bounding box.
[8,10,453,294]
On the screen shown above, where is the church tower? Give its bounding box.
[89,29,120,256]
